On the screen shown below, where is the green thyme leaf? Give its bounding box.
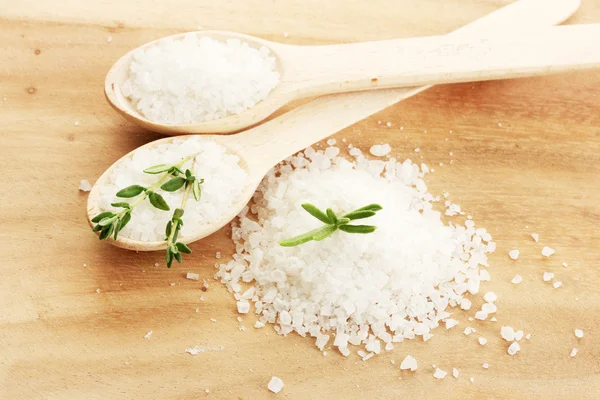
[116,185,146,198]
[92,224,103,232]
[173,208,184,221]
[111,202,131,209]
[338,224,376,234]
[176,242,192,254]
[161,177,186,192]
[149,192,170,211]
[192,180,201,201]
[342,210,376,220]
[99,216,118,226]
[174,252,183,263]
[99,223,114,240]
[326,208,337,224]
[356,204,382,212]
[91,211,114,223]
[301,203,331,224]
[143,164,171,174]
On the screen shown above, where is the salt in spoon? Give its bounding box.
[105,23,600,135]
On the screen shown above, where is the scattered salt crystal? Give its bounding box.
[369,144,391,157]
[433,368,447,379]
[525,334,531,340]
[423,333,433,342]
[482,363,489,369]
[542,246,555,257]
[95,288,100,294]
[74,121,79,126]
[236,317,243,323]
[268,376,284,393]
[511,274,523,284]
[144,330,153,339]
[445,319,459,329]
[507,342,521,356]
[490,317,497,322]
[481,303,497,314]
[514,330,524,341]
[386,122,392,127]
[186,272,200,281]
[501,326,515,341]
[562,262,568,267]
[210,318,217,322]
[574,329,584,338]
[154,263,159,267]
[79,180,92,192]
[236,301,250,314]
[254,321,265,329]
[414,148,420,153]
[479,269,491,281]
[478,337,487,345]
[460,299,472,310]
[216,252,221,259]
[107,36,112,42]
[464,327,476,335]
[483,292,497,303]
[531,233,539,242]
[570,348,578,357]
[327,138,336,146]
[469,377,475,383]
[391,360,396,365]
[475,311,488,320]
[543,272,554,282]
[170,283,176,286]
[553,281,562,289]
[452,368,459,378]
[508,250,520,260]
[400,355,418,371]
[283,32,289,38]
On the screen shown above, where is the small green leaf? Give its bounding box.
[176,242,192,254]
[312,224,337,241]
[301,203,331,224]
[326,208,338,224]
[172,221,181,242]
[174,252,183,263]
[113,221,121,240]
[119,212,132,230]
[279,225,337,247]
[338,224,376,234]
[116,185,146,198]
[169,166,183,176]
[143,164,171,174]
[192,180,202,202]
[91,211,114,223]
[99,223,114,240]
[173,208,184,221]
[337,217,351,225]
[342,210,376,220]
[356,204,382,212]
[99,216,118,226]
[185,169,192,179]
[149,192,170,211]
[170,244,179,255]
[165,221,172,238]
[110,202,131,209]
[92,224,103,232]
[161,177,186,192]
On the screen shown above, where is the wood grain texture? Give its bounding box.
[1,1,600,399]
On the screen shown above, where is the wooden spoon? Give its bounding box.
[105,22,598,135]
[91,0,582,251]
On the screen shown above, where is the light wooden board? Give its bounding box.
[1,1,600,399]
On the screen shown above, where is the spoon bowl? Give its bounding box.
[106,22,600,135]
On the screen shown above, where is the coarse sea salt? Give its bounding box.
[369,144,391,157]
[508,250,520,260]
[574,329,584,338]
[95,137,247,242]
[217,143,494,355]
[542,246,555,257]
[511,274,523,284]
[123,34,280,124]
[400,355,418,371]
[268,376,284,393]
[79,179,92,192]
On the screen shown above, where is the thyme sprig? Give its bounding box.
[91,154,203,268]
[279,203,382,247]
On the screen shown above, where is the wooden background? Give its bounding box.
[1,1,600,398]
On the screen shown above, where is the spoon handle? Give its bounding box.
[278,24,600,96]
[234,0,581,173]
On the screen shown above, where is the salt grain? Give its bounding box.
[483,292,497,303]
[562,262,568,268]
[144,330,153,339]
[460,299,472,310]
[482,363,489,369]
[268,376,284,393]
[574,329,584,338]
[478,337,487,345]
[542,246,555,257]
[511,274,523,284]
[400,355,418,371]
[509,250,520,260]
[369,144,391,157]
[433,368,447,379]
[543,272,554,282]
[236,301,250,314]
[475,311,488,321]
[553,281,562,289]
[507,342,521,356]
[452,368,459,378]
[124,34,280,124]
[531,233,539,242]
[501,326,515,342]
[79,180,92,192]
[464,327,476,335]
[445,319,459,329]
[570,348,578,357]
[514,330,524,341]
[186,272,200,281]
